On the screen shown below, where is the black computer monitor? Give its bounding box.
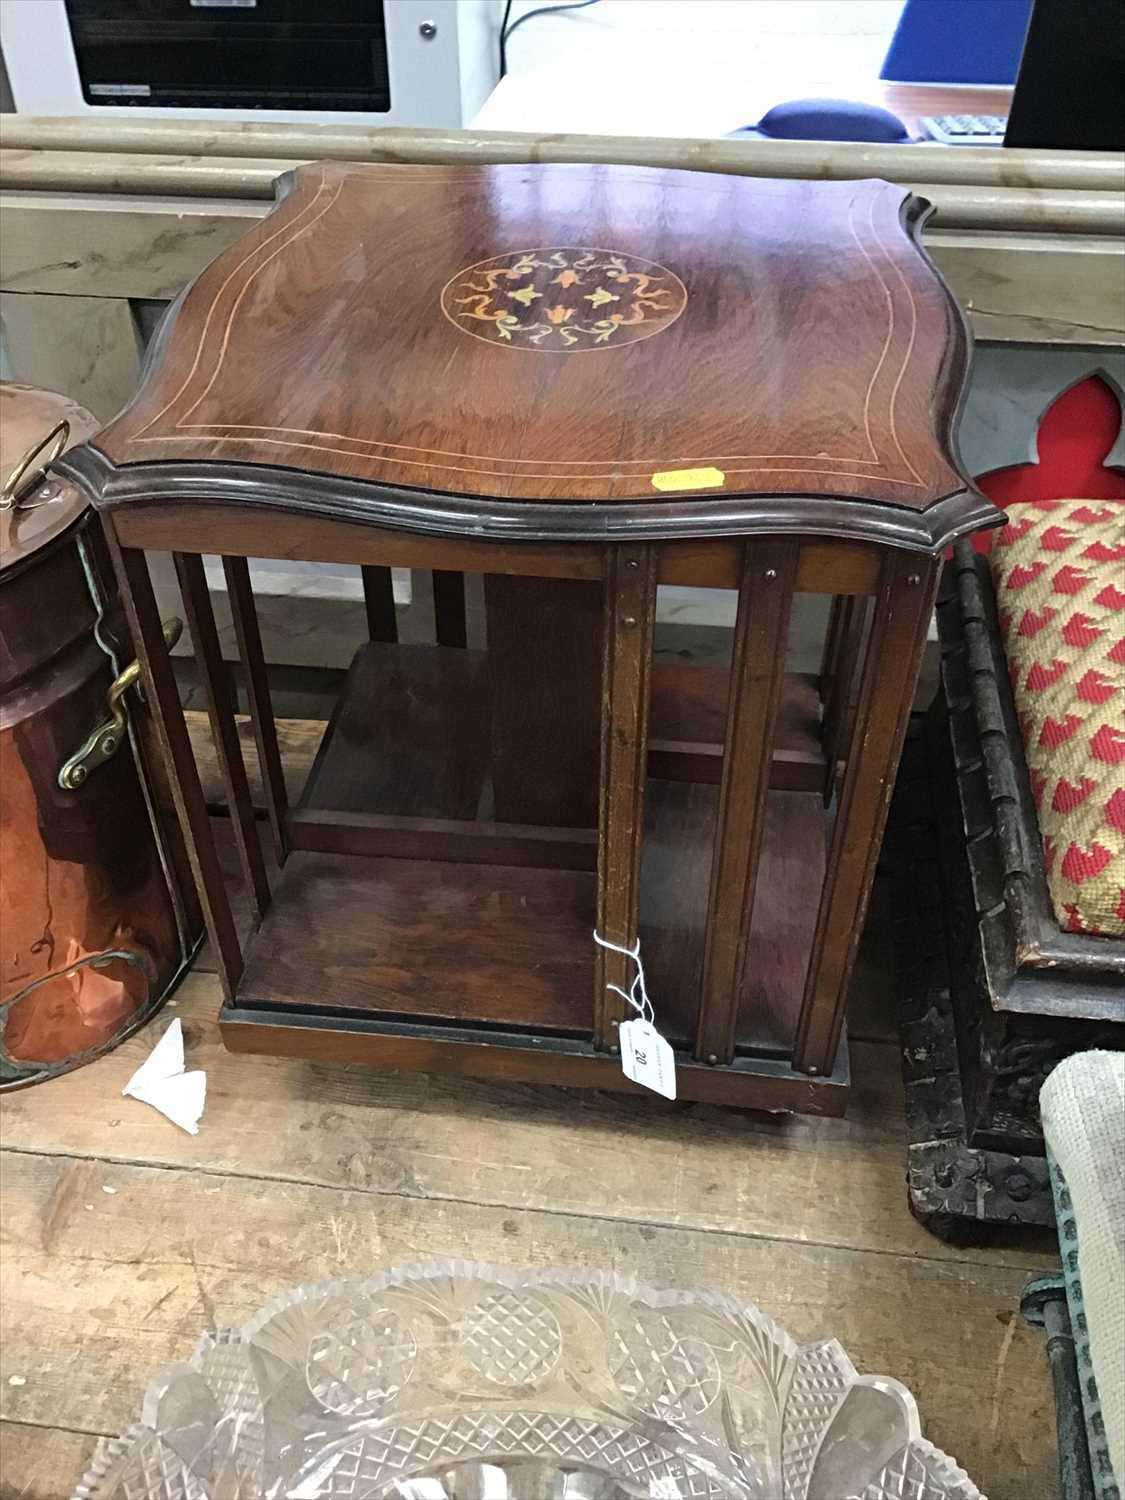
[1005,0,1125,150]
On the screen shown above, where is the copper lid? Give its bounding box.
[1,383,99,576]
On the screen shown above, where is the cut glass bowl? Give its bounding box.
[74,1260,984,1499]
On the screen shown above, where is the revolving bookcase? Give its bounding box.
[60,162,1002,1115]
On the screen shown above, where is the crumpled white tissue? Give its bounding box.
[122,1017,206,1135]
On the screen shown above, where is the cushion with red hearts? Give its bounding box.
[991,498,1125,936]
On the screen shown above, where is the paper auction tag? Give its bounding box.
[620,1017,677,1100]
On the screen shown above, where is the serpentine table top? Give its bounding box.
[75,160,996,552]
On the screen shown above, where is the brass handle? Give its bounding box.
[0,420,70,510]
[58,618,183,790]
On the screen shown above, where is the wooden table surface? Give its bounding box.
[0,720,1060,1498]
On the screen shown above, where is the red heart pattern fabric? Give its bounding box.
[992,498,1125,936]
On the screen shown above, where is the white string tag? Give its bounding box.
[593,931,677,1101]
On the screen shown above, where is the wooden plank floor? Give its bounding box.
[0,719,1060,1498]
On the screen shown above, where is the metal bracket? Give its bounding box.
[58,617,182,790]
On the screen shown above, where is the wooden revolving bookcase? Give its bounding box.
[60,162,1002,1115]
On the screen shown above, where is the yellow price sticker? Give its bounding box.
[650,467,725,492]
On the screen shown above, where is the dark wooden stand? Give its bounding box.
[61,162,1000,1115]
[888,550,1124,1238]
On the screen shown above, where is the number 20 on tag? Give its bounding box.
[619,1018,677,1100]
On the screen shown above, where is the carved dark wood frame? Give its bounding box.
[936,543,1125,1018]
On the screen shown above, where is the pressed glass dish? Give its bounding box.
[74,1260,984,1499]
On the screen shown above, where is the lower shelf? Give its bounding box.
[239,848,595,1034]
[237,779,825,1057]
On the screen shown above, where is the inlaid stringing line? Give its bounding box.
[178,176,346,426]
[849,188,900,467]
[128,432,925,488]
[140,424,891,469]
[876,193,926,486]
[136,167,336,438]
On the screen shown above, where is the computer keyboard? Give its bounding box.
[920,114,1008,147]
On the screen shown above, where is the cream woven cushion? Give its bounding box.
[1040,1051,1125,1488]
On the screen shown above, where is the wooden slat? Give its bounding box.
[361,564,398,643]
[432,570,468,648]
[796,555,940,1074]
[697,542,800,1063]
[174,552,270,921]
[820,594,868,804]
[594,546,658,1049]
[819,595,846,693]
[222,555,289,860]
[287,807,597,870]
[109,540,243,996]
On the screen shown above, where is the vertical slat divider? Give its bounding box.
[593,544,657,1050]
[795,551,940,1075]
[361,565,398,642]
[433,570,468,648]
[696,539,799,1065]
[174,551,271,923]
[107,536,244,998]
[820,594,868,804]
[222,555,290,861]
[819,595,846,695]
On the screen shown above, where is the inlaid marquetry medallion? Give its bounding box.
[441,248,687,351]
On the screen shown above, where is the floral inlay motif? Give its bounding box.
[441,248,687,351]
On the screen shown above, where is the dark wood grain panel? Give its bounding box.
[104,500,607,579]
[298,641,491,821]
[237,849,597,1035]
[485,575,602,828]
[643,783,827,1058]
[91,163,976,516]
[660,540,881,595]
